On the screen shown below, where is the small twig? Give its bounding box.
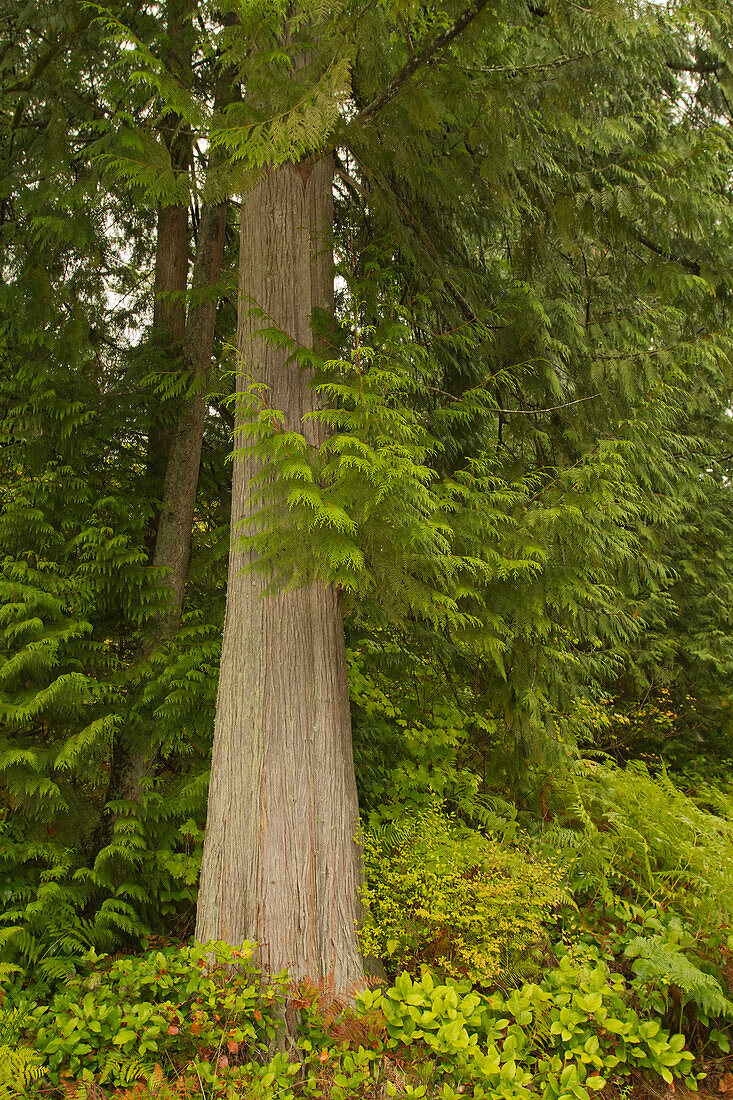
[667,59,724,75]
[195,1065,208,1100]
[210,398,235,430]
[635,231,701,276]
[428,392,601,415]
[479,52,590,75]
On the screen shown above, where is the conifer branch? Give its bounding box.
[353,0,491,126]
[334,162,369,200]
[349,155,478,322]
[634,232,701,276]
[666,59,724,75]
[426,389,601,415]
[4,14,94,100]
[4,13,96,164]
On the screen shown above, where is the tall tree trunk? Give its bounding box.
[99,48,236,830]
[145,198,189,526]
[149,29,236,627]
[196,156,364,998]
[144,0,194,546]
[92,197,191,839]
[92,201,229,849]
[91,1,233,854]
[152,199,228,627]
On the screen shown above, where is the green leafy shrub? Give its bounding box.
[360,806,565,984]
[349,643,517,838]
[364,948,697,1097]
[555,901,733,1054]
[623,921,732,1019]
[29,941,285,1087]
[298,944,698,1100]
[541,762,733,927]
[3,940,701,1099]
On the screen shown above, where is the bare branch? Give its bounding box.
[334,162,369,200]
[479,52,589,75]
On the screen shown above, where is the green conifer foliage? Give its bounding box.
[0,1,229,971]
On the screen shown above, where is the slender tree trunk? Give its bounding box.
[195,156,364,998]
[152,198,228,627]
[91,0,230,852]
[91,202,229,849]
[153,204,189,339]
[149,42,236,628]
[91,197,191,842]
[145,199,189,522]
[145,0,194,545]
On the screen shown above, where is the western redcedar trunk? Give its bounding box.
[196,156,364,996]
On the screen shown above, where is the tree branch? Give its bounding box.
[355,156,477,322]
[354,0,491,126]
[635,231,701,276]
[667,59,724,75]
[479,52,593,75]
[426,388,600,415]
[4,13,95,100]
[210,398,235,431]
[334,161,369,200]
